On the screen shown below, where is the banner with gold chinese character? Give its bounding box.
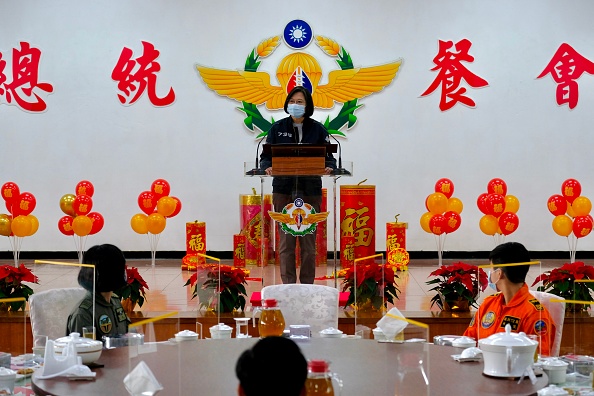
[341,235,355,267]
[182,221,206,270]
[316,188,328,266]
[240,193,273,266]
[386,221,409,271]
[233,234,246,267]
[340,184,376,261]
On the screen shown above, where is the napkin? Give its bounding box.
[376,307,408,341]
[37,340,96,380]
[123,361,163,396]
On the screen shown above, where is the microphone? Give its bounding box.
[294,126,300,144]
[245,136,266,175]
[328,133,351,176]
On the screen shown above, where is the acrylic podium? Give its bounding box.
[245,143,352,288]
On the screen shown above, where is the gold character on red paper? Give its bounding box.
[341,207,374,247]
[189,234,205,252]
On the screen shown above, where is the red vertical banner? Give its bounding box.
[341,235,355,268]
[182,221,206,270]
[233,234,246,268]
[316,188,328,266]
[386,221,410,271]
[340,184,376,261]
[240,193,272,266]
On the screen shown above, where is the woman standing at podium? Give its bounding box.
[260,86,336,284]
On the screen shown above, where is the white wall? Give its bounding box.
[2,0,594,253]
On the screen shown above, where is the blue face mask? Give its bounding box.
[287,103,305,118]
[487,269,499,291]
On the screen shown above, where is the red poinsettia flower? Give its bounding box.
[184,264,250,312]
[532,261,594,304]
[0,264,39,311]
[427,262,487,309]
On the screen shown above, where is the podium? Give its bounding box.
[245,146,352,288]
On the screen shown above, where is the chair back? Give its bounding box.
[529,290,565,357]
[29,288,87,340]
[261,284,339,337]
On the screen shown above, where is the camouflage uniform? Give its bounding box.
[67,291,129,338]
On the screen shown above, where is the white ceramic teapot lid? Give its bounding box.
[320,327,343,335]
[175,330,198,337]
[452,336,476,348]
[479,324,536,347]
[54,332,103,351]
[542,358,569,369]
[210,323,232,331]
[0,366,16,379]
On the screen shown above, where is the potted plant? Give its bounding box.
[0,264,39,311]
[426,262,488,311]
[185,264,249,312]
[342,262,399,311]
[116,266,149,314]
[531,261,594,311]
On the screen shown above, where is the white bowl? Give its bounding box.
[319,327,343,338]
[54,332,103,364]
[175,330,199,342]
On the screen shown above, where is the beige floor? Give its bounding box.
[23,257,571,313]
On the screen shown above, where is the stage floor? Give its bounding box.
[25,257,571,314]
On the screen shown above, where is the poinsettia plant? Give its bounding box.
[531,261,594,307]
[426,262,488,310]
[0,264,39,311]
[115,266,149,308]
[342,263,400,310]
[185,265,249,312]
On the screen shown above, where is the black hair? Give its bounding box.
[236,337,307,396]
[78,244,127,293]
[489,241,531,284]
[283,86,314,118]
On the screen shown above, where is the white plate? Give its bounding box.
[451,354,482,362]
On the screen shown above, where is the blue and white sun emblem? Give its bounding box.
[283,20,312,49]
[294,198,304,207]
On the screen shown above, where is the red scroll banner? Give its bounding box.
[182,221,206,270]
[340,184,376,264]
[233,234,246,268]
[240,193,273,266]
[386,220,409,271]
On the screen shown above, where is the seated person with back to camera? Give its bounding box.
[463,242,556,356]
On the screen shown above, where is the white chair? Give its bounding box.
[29,288,87,340]
[530,290,565,357]
[260,284,339,337]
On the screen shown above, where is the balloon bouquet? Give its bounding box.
[547,178,592,263]
[131,179,182,266]
[419,178,463,265]
[58,181,104,263]
[477,178,520,246]
[0,182,39,266]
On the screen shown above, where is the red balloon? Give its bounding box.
[1,182,20,205]
[58,215,74,236]
[498,212,519,236]
[14,192,36,216]
[138,191,157,215]
[87,212,104,235]
[76,180,95,197]
[487,178,507,196]
[151,179,171,199]
[477,193,490,215]
[547,194,568,216]
[73,194,93,216]
[573,215,593,238]
[487,194,506,218]
[5,200,13,215]
[167,196,182,218]
[429,214,446,235]
[562,179,582,204]
[434,178,454,199]
[443,211,462,233]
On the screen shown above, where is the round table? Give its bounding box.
[32,338,547,396]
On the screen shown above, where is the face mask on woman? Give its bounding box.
[287,103,305,118]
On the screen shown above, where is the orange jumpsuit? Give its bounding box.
[463,284,556,356]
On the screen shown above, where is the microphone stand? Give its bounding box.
[328,133,351,176]
[246,136,266,176]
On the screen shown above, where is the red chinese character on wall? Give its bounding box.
[111,41,175,106]
[421,39,488,111]
[0,42,54,112]
[537,43,594,109]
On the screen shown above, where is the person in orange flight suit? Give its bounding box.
[464,242,556,357]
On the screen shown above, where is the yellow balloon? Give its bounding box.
[479,215,498,236]
[131,213,148,234]
[147,213,166,234]
[11,215,32,237]
[427,192,448,215]
[419,211,433,233]
[447,197,464,214]
[552,215,573,237]
[59,194,76,216]
[566,203,576,218]
[72,215,92,236]
[572,196,592,217]
[157,196,176,217]
[504,195,520,214]
[27,215,39,236]
[0,214,11,236]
